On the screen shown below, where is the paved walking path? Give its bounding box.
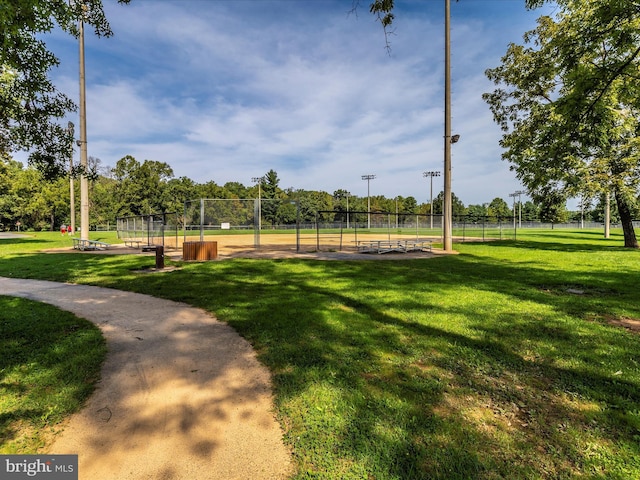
[0,277,293,480]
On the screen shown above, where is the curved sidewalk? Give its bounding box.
[0,277,293,480]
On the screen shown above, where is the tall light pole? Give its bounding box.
[509,190,525,228]
[516,190,525,228]
[346,192,350,229]
[362,174,376,229]
[67,122,75,235]
[395,197,399,229]
[443,0,453,252]
[509,192,517,229]
[423,171,441,230]
[78,8,89,241]
[252,176,264,230]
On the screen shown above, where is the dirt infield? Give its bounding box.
[60,233,449,261]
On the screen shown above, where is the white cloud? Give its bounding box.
[41,0,556,207]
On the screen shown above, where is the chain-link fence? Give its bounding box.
[177,203,521,253]
[116,212,180,249]
[118,203,631,255]
[183,198,259,247]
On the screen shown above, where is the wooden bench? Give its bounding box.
[73,238,110,251]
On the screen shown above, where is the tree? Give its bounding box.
[332,189,350,213]
[296,190,333,223]
[91,173,118,227]
[487,197,511,219]
[223,181,248,199]
[1,0,130,178]
[466,204,488,223]
[0,158,26,229]
[260,169,284,226]
[401,196,418,214]
[521,201,539,222]
[484,0,639,248]
[537,191,570,224]
[112,155,174,216]
[164,176,197,227]
[196,180,225,199]
[432,191,465,216]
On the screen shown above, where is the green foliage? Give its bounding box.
[401,195,418,214]
[487,197,511,218]
[432,190,465,216]
[521,200,539,221]
[1,0,130,178]
[484,0,640,247]
[112,155,174,216]
[297,190,333,222]
[262,169,282,225]
[465,204,488,223]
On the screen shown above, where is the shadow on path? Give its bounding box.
[0,277,292,480]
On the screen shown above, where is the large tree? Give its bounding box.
[112,155,174,216]
[487,197,511,220]
[1,0,129,178]
[432,191,465,216]
[484,0,640,248]
[261,169,283,226]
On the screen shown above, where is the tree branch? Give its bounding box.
[583,44,640,119]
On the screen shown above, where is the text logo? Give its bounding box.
[1,455,78,479]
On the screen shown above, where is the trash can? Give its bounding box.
[183,241,217,261]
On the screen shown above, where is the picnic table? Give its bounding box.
[72,238,110,251]
[356,239,432,254]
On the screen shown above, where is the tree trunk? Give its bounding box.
[615,191,639,248]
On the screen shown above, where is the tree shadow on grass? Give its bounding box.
[483,228,633,250]
[112,257,640,479]
[1,249,639,477]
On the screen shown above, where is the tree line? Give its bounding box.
[0,155,629,232]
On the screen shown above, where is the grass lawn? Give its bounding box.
[0,296,105,453]
[0,230,639,478]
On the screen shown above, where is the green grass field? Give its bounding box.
[0,296,105,453]
[0,229,639,478]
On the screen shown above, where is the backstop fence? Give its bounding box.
[116,212,180,249]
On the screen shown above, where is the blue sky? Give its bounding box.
[40,0,559,206]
